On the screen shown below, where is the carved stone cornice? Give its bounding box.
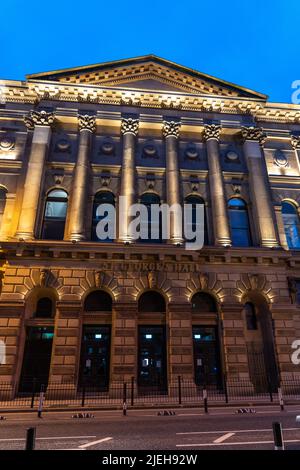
[203,124,221,141]
[120,117,139,136]
[24,110,55,129]
[162,120,181,138]
[78,114,96,133]
[291,135,300,150]
[241,126,266,145]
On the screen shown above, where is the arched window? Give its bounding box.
[185,195,208,245]
[244,302,258,330]
[282,201,300,249]
[0,188,7,231]
[191,292,217,313]
[42,189,68,240]
[91,191,115,242]
[138,291,166,312]
[228,198,252,247]
[139,193,162,243]
[35,297,53,318]
[84,290,112,312]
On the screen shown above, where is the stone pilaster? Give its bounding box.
[241,126,279,248]
[203,125,231,246]
[15,111,54,240]
[163,121,184,245]
[167,302,193,383]
[118,118,139,243]
[67,115,96,241]
[48,301,81,386]
[221,302,250,379]
[110,303,137,383]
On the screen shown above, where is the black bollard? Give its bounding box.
[272,422,284,450]
[25,427,36,450]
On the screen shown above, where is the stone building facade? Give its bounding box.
[0,55,300,394]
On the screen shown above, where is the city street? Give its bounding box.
[0,406,299,450]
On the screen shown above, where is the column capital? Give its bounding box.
[78,114,96,133]
[241,126,266,145]
[24,110,55,130]
[203,124,221,141]
[121,117,139,136]
[291,135,300,149]
[162,120,181,138]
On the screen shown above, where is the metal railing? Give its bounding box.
[0,375,299,410]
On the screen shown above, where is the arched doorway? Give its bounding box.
[19,290,56,392]
[191,292,222,387]
[137,291,167,391]
[79,290,112,390]
[243,294,279,392]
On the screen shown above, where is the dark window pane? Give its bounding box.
[42,190,68,240]
[282,202,300,249]
[244,302,257,330]
[92,191,115,242]
[228,198,252,247]
[140,193,162,243]
[138,291,165,312]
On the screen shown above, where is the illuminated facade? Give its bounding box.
[0,55,300,394]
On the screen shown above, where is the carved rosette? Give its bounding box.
[203,124,221,141]
[291,135,300,150]
[78,115,96,133]
[241,126,266,145]
[24,110,55,129]
[162,120,181,139]
[121,118,139,136]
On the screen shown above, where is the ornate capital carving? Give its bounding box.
[24,110,55,129]
[203,124,221,141]
[121,118,139,136]
[291,135,300,150]
[162,120,181,138]
[241,126,266,145]
[78,114,96,133]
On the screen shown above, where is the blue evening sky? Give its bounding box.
[1,0,299,103]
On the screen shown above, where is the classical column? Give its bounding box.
[15,110,54,240]
[119,117,139,243]
[163,120,184,244]
[203,124,231,246]
[67,115,96,241]
[241,126,279,248]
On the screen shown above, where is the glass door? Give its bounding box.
[138,325,167,391]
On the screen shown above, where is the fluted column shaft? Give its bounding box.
[119,118,139,243]
[67,115,95,241]
[163,121,183,244]
[242,126,279,248]
[15,111,54,240]
[204,125,231,246]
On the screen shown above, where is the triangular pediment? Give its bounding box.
[26,55,267,100]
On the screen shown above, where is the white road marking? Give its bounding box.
[177,439,300,447]
[0,435,96,442]
[177,427,299,435]
[78,437,113,449]
[213,432,235,443]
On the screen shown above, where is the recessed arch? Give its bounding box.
[281,199,300,249]
[41,188,68,240]
[191,291,218,313]
[185,194,208,245]
[91,190,115,242]
[228,197,252,247]
[138,290,166,313]
[84,289,113,312]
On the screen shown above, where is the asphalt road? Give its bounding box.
[0,406,299,450]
